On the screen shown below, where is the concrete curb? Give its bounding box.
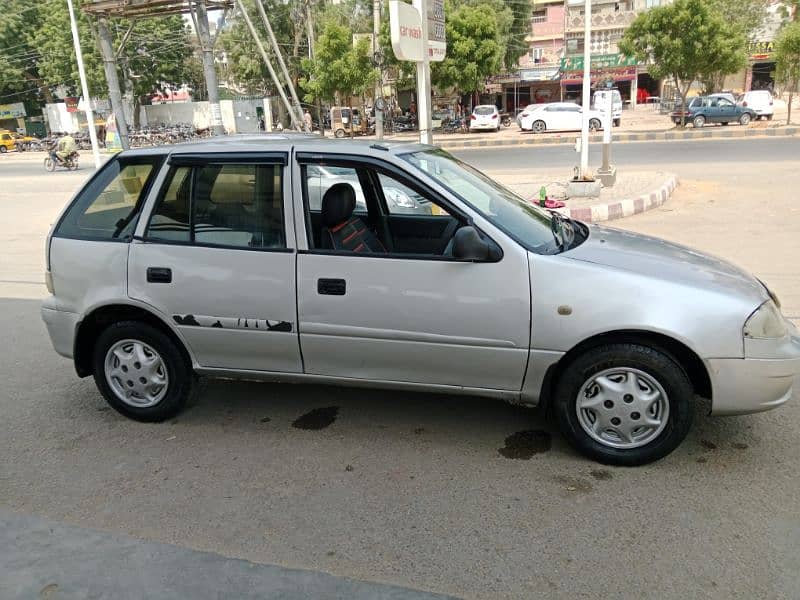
[436,125,800,150]
[551,174,678,223]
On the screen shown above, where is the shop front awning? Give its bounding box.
[560,66,637,86]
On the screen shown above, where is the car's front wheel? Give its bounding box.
[553,343,693,466]
[93,321,194,422]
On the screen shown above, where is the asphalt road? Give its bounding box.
[1,138,799,599]
[453,136,800,172]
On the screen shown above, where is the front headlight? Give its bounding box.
[743,300,787,339]
[385,188,417,209]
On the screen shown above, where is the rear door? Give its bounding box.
[129,152,302,373]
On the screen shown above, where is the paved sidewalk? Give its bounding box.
[1,509,458,600]
[494,169,678,223]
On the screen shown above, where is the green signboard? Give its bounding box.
[560,54,638,72]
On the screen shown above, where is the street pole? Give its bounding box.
[66,0,101,168]
[373,0,384,140]
[195,0,224,136]
[412,0,433,144]
[579,0,591,179]
[96,16,130,150]
[236,0,302,131]
[254,0,307,130]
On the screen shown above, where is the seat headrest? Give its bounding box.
[321,183,356,228]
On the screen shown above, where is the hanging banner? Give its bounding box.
[105,113,122,151]
[65,97,80,113]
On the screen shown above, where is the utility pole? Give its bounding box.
[412,0,433,144]
[96,16,130,150]
[195,0,224,136]
[236,0,302,131]
[579,0,592,179]
[66,0,101,168]
[305,0,324,135]
[255,0,307,130]
[373,0,384,140]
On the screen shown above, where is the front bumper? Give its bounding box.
[706,328,800,415]
[41,305,79,359]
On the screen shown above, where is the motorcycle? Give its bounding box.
[44,149,79,172]
[500,113,512,127]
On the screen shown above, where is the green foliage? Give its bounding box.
[300,22,377,105]
[619,0,746,125]
[378,19,415,91]
[460,0,529,71]
[774,21,800,123]
[431,2,502,94]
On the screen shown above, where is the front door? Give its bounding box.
[716,98,738,123]
[293,155,531,392]
[129,154,302,373]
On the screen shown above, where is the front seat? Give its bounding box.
[320,183,386,253]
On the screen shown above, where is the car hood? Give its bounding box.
[563,225,768,303]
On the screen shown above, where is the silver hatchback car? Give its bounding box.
[42,136,800,465]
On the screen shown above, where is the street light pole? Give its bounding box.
[579,0,592,179]
[65,0,101,168]
[413,0,433,145]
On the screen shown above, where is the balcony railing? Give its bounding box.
[567,10,636,30]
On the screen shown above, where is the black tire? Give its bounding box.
[532,120,546,134]
[44,157,55,172]
[553,343,693,466]
[589,118,601,131]
[721,122,729,126]
[693,115,706,128]
[739,113,751,126]
[334,128,346,139]
[0,146,7,153]
[613,118,621,127]
[92,321,194,422]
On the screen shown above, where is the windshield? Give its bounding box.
[401,148,580,254]
[474,106,495,115]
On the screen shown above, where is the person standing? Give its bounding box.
[303,109,313,132]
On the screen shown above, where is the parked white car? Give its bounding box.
[518,102,605,134]
[42,136,799,465]
[738,90,774,120]
[469,105,501,132]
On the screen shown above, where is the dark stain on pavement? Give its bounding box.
[40,583,59,599]
[700,439,717,450]
[589,469,612,480]
[292,406,339,430]
[498,429,551,459]
[259,417,271,423]
[732,442,749,450]
[697,456,708,464]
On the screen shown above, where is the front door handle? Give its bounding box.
[147,267,172,284]
[317,278,346,295]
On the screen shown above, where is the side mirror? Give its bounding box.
[452,226,492,262]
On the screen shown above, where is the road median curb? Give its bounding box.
[437,126,800,150]
[554,174,678,223]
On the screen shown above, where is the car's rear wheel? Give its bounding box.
[692,115,706,128]
[334,128,346,139]
[589,118,601,131]
[553,343,693,466]
[93,321,194,422]
[532,120,546,134]
[739,113,751,126]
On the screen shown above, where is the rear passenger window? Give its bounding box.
[54,158,161,240]
[147,163,285,249]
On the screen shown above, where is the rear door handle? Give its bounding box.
[317,278,346,295]
[147,267,172,284]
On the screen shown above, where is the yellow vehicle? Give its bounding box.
[0,131,17,153]
[330,106,369,138]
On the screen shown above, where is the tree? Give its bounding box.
[619,0,747,127]
[300,22,377,106]
[774,21,800,124]
[431,3,502,98]
[460,0,529,71]
[0,0,55,105]
[701,0,769,92]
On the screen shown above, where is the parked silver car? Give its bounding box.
[42,136,799,465]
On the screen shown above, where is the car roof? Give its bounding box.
[117,134,432,160]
